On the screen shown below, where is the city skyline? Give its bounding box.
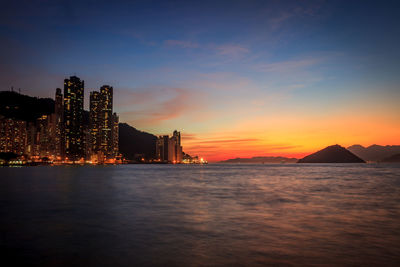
[1,0,399,162]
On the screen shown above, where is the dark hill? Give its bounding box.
[0,91,54,121]
[118,123,157,160]
[380,154,400,163]
[298,144,365,163]
[348,144,400,162]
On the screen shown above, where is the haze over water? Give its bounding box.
[1,164,400,266]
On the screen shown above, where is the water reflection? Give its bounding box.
[1,164,400,266]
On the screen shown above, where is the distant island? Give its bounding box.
[219,156,298,164]
[298,144,366,163]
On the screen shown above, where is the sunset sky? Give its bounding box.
[1,0,399,161]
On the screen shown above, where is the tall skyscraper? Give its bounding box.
[54,88,64,159]
[112,112,119,158]
[173,130,183,163]
[63,76,84,161]
[89,85,118,162]
[89,91,101,156]
[99,85,113,159]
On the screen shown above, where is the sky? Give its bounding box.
[1,0,399,161]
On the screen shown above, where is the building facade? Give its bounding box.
[112,113,119,158]
[54,88,64,159]
[156,130,183,163]
[89,91,101,157]
[64,76,85,161]
[0,117,26,155]
[89,85,119,162]
[99,85,113,159]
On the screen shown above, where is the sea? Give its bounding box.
[1,164,399,266]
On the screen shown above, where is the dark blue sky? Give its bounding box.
[1,0,399,158]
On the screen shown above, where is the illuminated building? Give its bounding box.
[112,113,119,157]
[64,76,84,161]
[25,114,58,160]
[26,121,38,159]
[89,91,101,157]
[37,115,53,158]
[156,130,183,163]
[89,86,119,162]
[172,130,183,163]
[54,88,64,159]
[99,85,113,159]
[0,117,27,155]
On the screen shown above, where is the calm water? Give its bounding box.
[1,164,400,266]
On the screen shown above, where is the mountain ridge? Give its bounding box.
[298,144,365,163]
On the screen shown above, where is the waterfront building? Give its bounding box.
[89,91,101,156]
[26,121,39,158]
[0,117,27,155]
[156,130,183,163]
[112,112,119,157]
[172,130,183,163]
[37,115,55,158]
[63,76,84,161]
[54,88,64,159]
[89,85,118,162]
[99,85,113,159]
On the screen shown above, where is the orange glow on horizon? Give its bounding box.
[181,112,400,162]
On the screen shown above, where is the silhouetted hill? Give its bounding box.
[380,154,400,163]
[298,145,365,163]
[348,144,400,162]
[0,91,54,121]
[118,123,157,160]
[219,156,298,163]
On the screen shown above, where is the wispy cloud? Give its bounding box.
[192,138,260,145]
[215,44,249,57]
[165,39,198,48]
[255,58,320,73]
[119,87,203,127]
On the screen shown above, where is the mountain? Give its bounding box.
[0,90,156,160]
[118,123,157,160]
[0,91,54,121]
[380,154,400,163]
[348,144,400,162]
[298,144,365,163]
[219,156,298,163]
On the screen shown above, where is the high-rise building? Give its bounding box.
[26,121,39,158]
[54,88,64,159]
[172,130,183,163]
[0,117,27,155]
[89,91,101,156]
[112,112,119,157]
[89,86,119,162]
[99,85,113,159]
[156,130,183,163]
[63,76,84,161]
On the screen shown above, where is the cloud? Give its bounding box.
[215,44,249,57]
[255,58,320,73]
[119,87,203,126]
[165,39,199,48]
[191,138,260,145]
